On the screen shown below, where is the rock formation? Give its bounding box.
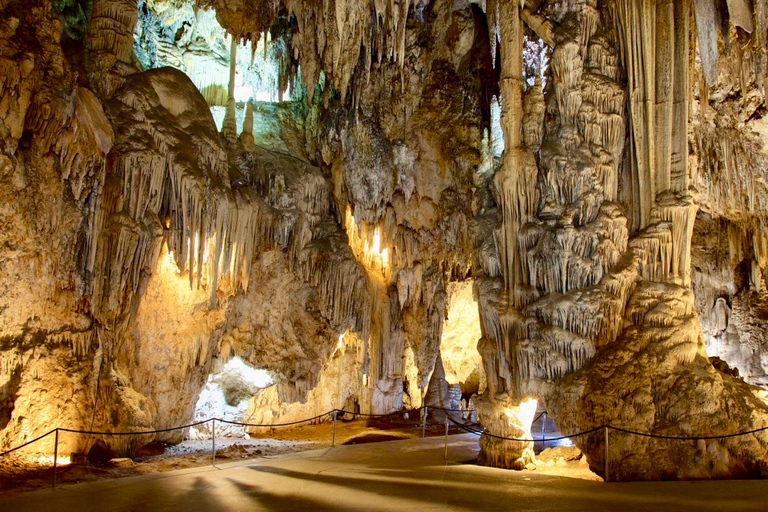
[1,0,768,481]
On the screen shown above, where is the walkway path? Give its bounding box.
[1,434,766,511]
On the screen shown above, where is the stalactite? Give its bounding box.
[670,0,690,194]
[47,330,96,360]
[344,205,391,278]
[296,232,373,342]
[551,41,584,126]
[695,0,720,86]
[85,0,139,98]
[196,0,414,102]
[614,0,656,229]
[587,34,622,82]
[613,0,694,229]
[655,0,675,195]
[653,191,698,286]
[695,125,768,225]
[53,88,115,204]
[631,222,673,283]
[515,326,596,383]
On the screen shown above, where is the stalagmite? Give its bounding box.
[221,37,239,149]
[240,100,255,149]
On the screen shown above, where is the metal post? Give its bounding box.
[332,410,337,448]
[444,419,449,461]
[52,429,59,489]
[211,419,216,467]
[422,406,428,438]
[604,426,609,483]
[541,412,546,450]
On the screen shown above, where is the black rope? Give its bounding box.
[447,416,604,442]
[0,429,56,457]
[5,407,768,458]
[448,416,768,443]
[217,411,333,428]
[334,408,421,419]
[426,406,468,414]
[58,419,214,436]
[607,424,768,441]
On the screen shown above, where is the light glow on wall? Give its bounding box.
[36,455,71,466]
[505,397,539,441]
[345,205,390,277]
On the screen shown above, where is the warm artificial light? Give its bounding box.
[37,455,71,466]
[504,397,539,440]
[345,206,390,276]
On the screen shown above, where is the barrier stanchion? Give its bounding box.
[541,412,546,449]
[332,410,337,448]
[604,426,609,483]
[211,418,216,467]
[52,429,59,489]
[444,419,449,461]
[422,406,428,438]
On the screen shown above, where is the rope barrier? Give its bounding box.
[217,410,333,428]
[607,424,768,440]
[0,407,449,458]
[425,406,469,414]
[0,429,57,457]
[447,416,768,443]
[57,419,214,437]
[447,416,605,442]
[4,406,768,460]
[334,408,421,419]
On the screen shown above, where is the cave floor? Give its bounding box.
[1,434,766,512]
[0,415,461,493]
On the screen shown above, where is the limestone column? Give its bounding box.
[222,37,239,149]
[84,0,139,98]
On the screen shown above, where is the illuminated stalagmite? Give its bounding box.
[1,0,768,481]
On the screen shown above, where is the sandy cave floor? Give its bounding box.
[0,416,599,494]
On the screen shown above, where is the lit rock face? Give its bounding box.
[138,0,493,417]
[690,17,768,390]
[473,0,768,479]
[0,0,347,453]
[0,0,491,456]
[0,3,112,453]
[439,281,486,398]
[255,0,492,414]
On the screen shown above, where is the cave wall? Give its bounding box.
[0,0,767,480]
[0,0,492,456]
[475,0,768,479]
